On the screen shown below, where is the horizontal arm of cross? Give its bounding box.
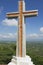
[6,12,19,18]
[23,10,38,17]
[6,10,38,18]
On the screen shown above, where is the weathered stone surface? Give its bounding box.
[8,56,34,65]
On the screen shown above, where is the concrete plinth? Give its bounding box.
[8,55,34,65]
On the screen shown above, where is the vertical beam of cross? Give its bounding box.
[18,0,23,57]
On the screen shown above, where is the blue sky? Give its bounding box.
[0,0,43,41]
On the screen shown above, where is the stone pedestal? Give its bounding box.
[8,55,34,65]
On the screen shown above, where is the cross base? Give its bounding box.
[8,55,35,65]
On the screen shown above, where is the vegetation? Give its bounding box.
[0,42,16,64]
[0,41,43,65]
[26,42,43,65]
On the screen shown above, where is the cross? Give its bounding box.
[6,0,38,57]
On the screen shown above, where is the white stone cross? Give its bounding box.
[6,0,38,57]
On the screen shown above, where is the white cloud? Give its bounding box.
[39,34,43,37]
[2,19,18,26]
[28,33,38,38]
[0,33,17,39]
[40,27,43,33]
[27,33,43,39]
[26,27,43,39]
[0,33,43,40]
